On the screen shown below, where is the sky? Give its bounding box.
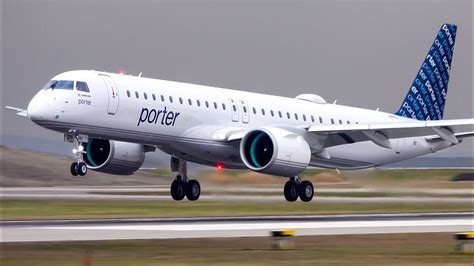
[1,0,473,160]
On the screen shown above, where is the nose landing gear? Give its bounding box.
[170,157,201,201]
[284,176,314,202]
[66,132,88,176]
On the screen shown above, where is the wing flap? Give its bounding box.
[308,118,474,148]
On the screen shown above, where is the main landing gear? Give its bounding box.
[169,157,201,201]
[66,132,88,176]
[284,176,314,202]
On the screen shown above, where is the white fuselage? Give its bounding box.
[27,70,452,170]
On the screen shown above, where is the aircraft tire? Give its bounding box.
[185,179,201,201]
[70,162,79,176]
[284,181,299,202]
[171,179,186,201]
[299,180,314,202]
[77,162,87,176]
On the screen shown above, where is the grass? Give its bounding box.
[1,199,472,220]
[90,191,473,198]
[1,233,472,265]
[165,168,473,189]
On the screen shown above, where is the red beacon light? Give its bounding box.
[118,69,126,75]
[216,163,224,171]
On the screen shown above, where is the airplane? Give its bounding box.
[6,23,473,202]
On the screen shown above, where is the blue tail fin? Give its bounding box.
[395,24,457,120]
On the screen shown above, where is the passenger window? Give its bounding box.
[223,103,227,110]
[205,101,209,108]
[169,96,173,103]
[339,119,342,124]
[294,113,298,120]
[347,121,350,124]
[161,95,165,102]
[126,90,131,97]
[243,106,247,113]
[135,92,139,99]
[319,117,323,124]
[311,115,315,123]
[179,97,183,104]
[331,118,334,124]
[252,107,256,114]
[152,94,156,101]
[287,112,290,119]
[303,114,307,121]
[261,109,265,116]
[188,99,192,106]
[76,81,90,92]
[278,111,282,118]
[270,110,274,117]
[197,100,201,107]
[144,93,148,100]
[214,102,218,109]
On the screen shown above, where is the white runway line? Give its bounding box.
[3,214,473,242]
[38,218,471,231]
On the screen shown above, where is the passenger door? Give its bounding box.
[99,74,119,115]
[228,98,239,122]
[239,100,249,124]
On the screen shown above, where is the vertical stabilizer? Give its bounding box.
[395,24,457,120]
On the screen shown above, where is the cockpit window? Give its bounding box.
[55,80,74,90]
[42,80,58,90]
[76,81,90,92]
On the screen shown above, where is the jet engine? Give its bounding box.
[240,127,311,176]
[82,139,146,175]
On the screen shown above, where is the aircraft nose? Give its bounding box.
[27,91,48,121]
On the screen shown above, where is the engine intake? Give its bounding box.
[240,128,311,176]
[243,131,274,169]
[82,139,146,175]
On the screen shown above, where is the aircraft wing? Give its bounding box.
[5,106,28,117]
[425,131,474,142]
[307,118,474,148]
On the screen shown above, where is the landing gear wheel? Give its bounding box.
[284,181,299,202]
[77,162,88,176]
[299,180,314,202]
[170,179,186,201]
[70,162,79,176]
[185,179,201,201]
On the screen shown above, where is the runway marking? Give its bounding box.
[4,213,472,242]
[33,219,471,231]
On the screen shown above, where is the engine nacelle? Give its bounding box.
[240,127,311,176]
[82,139,146,175]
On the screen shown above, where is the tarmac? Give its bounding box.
[2,186,472,203]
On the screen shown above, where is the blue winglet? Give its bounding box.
[395,24,457,120]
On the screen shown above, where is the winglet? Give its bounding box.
[5,106,28,117]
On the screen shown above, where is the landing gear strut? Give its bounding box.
[170,157,201,201]
[66,131,88,176]
[284,176,314,202]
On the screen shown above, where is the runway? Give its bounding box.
[2,212,472,242]
[2,186,472,203]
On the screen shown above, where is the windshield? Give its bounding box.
[42,80,74,90]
